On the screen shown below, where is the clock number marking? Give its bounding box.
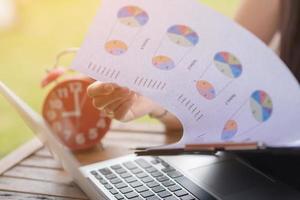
[49,98,63,110]
[57,87,69,98]
[75,133,85,145]
[89,128,98,140]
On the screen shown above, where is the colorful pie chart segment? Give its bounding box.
[117,6,149,27]
[167,25,199,47]
[105,40,128,56]
[250,90,273,122]
[221,120,238,141]
[214,52,242,78]
[196,80,216,100]
[152,55,175,70]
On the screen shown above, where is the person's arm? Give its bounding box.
[234,0,281,44]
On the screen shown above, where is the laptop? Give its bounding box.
[1,81,300,200]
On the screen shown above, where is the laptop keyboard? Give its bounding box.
[90,157,216,200]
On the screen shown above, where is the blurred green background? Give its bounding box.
[0,0,239,158]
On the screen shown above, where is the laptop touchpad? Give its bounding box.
[188,159,272,196]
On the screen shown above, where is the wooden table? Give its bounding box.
[0,121,181,199]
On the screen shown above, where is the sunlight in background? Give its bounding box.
[0,0,16,28]
[0,0,239,158]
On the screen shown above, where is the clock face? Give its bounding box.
[42,78,111,150]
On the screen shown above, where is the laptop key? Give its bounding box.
[151,171,163,177]
[115,167,127,174]
[147,181,160,188]
[115,182,127,189]
[109,188,118,195]
[175,176,216,200]
[136,172,148,179]
[131,197,143,200]
[146,167,157,173]
[174,190,188,197]
[120,172,132,179]
[114,193,124,200]
[168,185,181,192]
[125,176,137,183]
[120,186,133,194]
[140,190,155,198]
[165,196,179,200]
[125,191,139,199]
[90,170,98,175]
[152,185,165,193]
[162,167,176,173]
[150,158,160,165]
[130,181,143,188]
[105,173,117,180]
[142,176,154,183]
[180,195,196,200]
[161,160,171,168]
[162,180,175,187]
[99,179,108,185]
[111,164,122,170]
[158,190,172,198]
[94,174,103,180]
[99,168,112,175]
[131,168,143,174]
[135,158,152,169]
[104,183,113,190]
[135,185,148,193]
[123,161,137,170]
[167,171,183,178]
[157,175,169,182]
[110,178,122,185]
[146,196,160,200]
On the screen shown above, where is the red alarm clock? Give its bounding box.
[42,76,111,151]
[41,49,111,151]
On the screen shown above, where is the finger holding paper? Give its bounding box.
[87,82,162,122]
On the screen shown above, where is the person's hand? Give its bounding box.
[87,82,160,122]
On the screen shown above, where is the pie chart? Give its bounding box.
[117,6,149,27]
[221,120,238,141]
[152,55,175,70]
[250,90,273,122]
[167,25,199,47]
[214,52,242,78]
[105,40,128,56]
[196,80,216,100]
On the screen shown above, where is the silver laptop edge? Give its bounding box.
[0,81,103,200]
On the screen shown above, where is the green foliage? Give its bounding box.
[0,0,238,158]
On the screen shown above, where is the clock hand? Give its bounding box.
[62,91,81,117]
[73,90,81,116]
[76,93,89,129]
[62,83,82,118]
[72,82,83,117]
